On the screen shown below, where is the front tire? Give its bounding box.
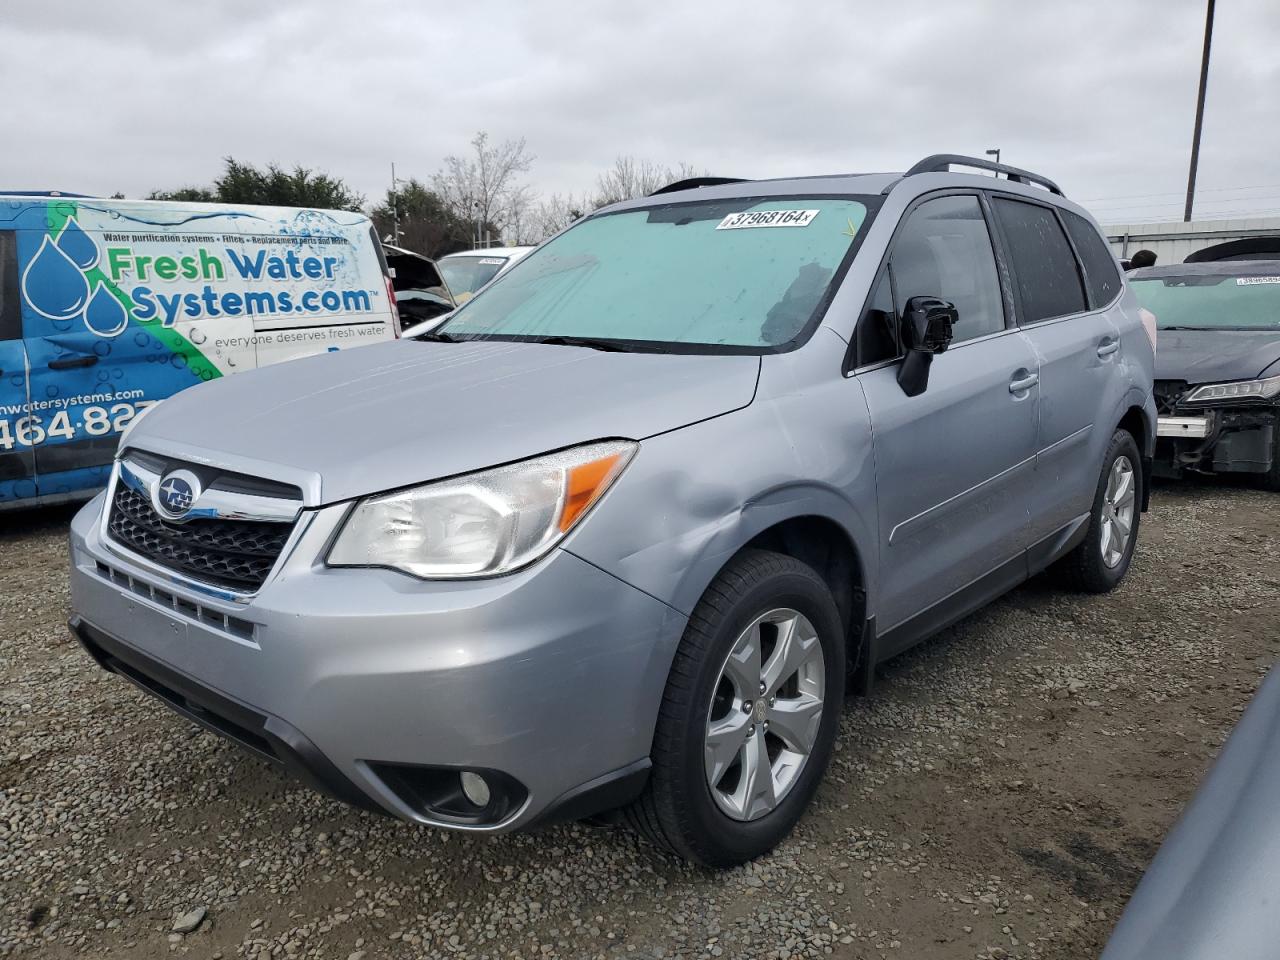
[625,549,845,866]
[1052,429,1142,592]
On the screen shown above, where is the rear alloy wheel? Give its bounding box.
[1053,429,1142,592]
[626,549,844,866]
[1099,455,1138,569]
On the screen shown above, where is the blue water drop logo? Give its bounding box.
[83,284,129,338]
[57,217,99,270]
[21,235,91,321]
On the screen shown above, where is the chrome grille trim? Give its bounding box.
[101,457,311,601]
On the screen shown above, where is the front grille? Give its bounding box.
[1155,380,1190,415]
[108,485,294,592]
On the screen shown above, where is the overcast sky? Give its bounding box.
[3,0,1277,225]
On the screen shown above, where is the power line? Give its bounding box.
[1079,183,1280,205]
[1086,196,1280,215]
[1101,207,1280,225]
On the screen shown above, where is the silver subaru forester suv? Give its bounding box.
[68,155,1156,866]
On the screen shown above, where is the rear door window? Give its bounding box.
[991,198,1087,324]
[1061,210,1121,308]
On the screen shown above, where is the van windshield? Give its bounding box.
[438,197,872,352]
[1130,274,1280,330]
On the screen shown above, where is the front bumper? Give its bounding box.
[68,493,686,830]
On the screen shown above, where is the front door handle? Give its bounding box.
[48,356,99,371]
[1097,337,1120,358]
[1009,372,1039,394]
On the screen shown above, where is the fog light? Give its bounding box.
[460,771,491,808]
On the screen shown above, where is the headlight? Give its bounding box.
[327,440,636,579]
[1182,375,1280,404]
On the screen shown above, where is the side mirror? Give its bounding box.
[896,297,958,397]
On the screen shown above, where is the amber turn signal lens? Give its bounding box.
[560,452,625,532]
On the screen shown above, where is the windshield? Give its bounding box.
[1130,274,1280,330]
[438,196,871,352]
[439,255,508,299]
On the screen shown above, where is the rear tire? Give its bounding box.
[625,549,845,866]
[1052,429,1142,593]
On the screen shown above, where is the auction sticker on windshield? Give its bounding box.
[1236,276,1280,285]
[716,209,819,230]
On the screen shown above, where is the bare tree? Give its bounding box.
[592,156,705,208]
[433,132,535,246]
[531,193,588,241]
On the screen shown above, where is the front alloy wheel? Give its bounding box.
[626,549,844,866]
[705,609,826,821]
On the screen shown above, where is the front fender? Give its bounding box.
[563,364,879,621]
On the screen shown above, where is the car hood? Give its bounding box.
[1156,329,1280,383]
[129,339,760,505]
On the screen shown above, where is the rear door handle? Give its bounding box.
[1009,372,1039,394]
[48,356,99,370]
[1097,337,1120,358]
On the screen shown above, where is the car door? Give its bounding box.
[854,193,1039,643]
[0,227,37,504]
[989,197,1122,541]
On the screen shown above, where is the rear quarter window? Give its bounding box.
[992,198,1088,324]
[1061,210,1121,308]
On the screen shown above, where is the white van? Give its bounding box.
[0,194,398,509]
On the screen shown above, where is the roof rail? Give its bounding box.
[893,154,1064,196]
[649,176,748,197]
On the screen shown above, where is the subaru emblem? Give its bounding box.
[154,469,200,521]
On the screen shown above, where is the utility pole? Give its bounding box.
[390,162,401,245]
[1184,0,1216,222]
[985,148,1001,176]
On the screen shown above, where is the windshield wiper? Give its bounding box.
[414,329,460,342]
[534,335,642,353]
[1158,325,1216,331]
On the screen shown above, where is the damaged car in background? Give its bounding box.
[1130,259,1280,489]
[381,243,456,330]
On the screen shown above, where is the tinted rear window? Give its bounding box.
[1061,210,1121,307]
[992,198,1087,324]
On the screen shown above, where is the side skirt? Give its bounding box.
[868,514,1091,675]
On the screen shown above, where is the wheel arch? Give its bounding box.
[669,486,875,674]
[1117,396,1154,510]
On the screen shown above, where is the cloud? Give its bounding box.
[1,0,1276,223]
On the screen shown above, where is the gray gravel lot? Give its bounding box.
[2,480,1277,960]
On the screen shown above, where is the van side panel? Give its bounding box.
[0,227,36,505]
[0,197,394,504]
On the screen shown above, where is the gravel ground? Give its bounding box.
[2,479,1277,960]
